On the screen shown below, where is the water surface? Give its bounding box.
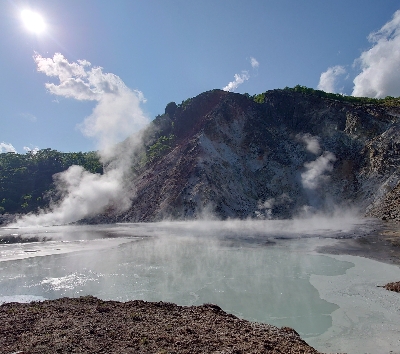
[1,218,398,353]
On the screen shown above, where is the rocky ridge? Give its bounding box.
[93,88,400,222]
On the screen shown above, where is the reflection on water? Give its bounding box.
[0,220,361,338]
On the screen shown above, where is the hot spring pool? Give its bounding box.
[0,219,399,353]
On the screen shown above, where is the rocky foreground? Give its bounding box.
[0,296,321,354]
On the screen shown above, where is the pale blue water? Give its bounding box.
[0,220,360,338]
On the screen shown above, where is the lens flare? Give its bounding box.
[21,9,46,34]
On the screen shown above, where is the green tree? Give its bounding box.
[165,102,177,117]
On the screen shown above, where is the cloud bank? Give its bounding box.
[352,10,400,98]
[21,113,37,122]
[318,10,400,98]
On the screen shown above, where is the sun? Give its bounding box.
[21,9,46,34]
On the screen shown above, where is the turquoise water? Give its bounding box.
[0,222,356,338]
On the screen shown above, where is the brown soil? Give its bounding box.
[0,296,321,354]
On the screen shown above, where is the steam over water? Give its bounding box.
[1,219,399,353]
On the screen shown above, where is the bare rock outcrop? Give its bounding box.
[98,89,400,222]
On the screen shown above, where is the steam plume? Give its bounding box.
[13,54,149,226]
[223,71,250,92]
[34,53,148,158]
[301,152,336,190]
[298,134,337,212]
[296,133,321,155]
[223,57,259,92]
[255,194,292,219]
[22,166,131,226]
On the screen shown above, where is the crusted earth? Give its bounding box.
[0,296,320,354]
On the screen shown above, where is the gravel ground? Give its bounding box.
[0,296,321,354]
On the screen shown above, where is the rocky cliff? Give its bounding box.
[93,88,400,222]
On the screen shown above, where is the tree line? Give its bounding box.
[0,149,102,214]
[253,85,400,106]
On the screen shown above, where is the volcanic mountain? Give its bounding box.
[94,87,400,222]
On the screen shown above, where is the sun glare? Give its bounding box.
[21,9,46,34]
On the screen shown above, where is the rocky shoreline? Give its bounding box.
[1,296,321,354]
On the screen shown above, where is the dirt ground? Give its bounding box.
[0,296,321,354]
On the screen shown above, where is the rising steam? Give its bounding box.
[12,54,149,226]
[301,152,336,190]
[223,71,250,92]
[222,57,259,92]
[297,133,337,214]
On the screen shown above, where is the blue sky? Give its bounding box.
[1,0,400,154]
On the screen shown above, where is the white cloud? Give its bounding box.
[317,65,346,93]
[222,71,250,92]
[250,57,259,69]
[352,10,400,98]
[35,53,90,84]
[35,53,129,101]
[0,142,17,153]
[34,53,149,154]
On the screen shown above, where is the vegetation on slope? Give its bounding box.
[2,86,400,217]
[0,149,102,214]
[253,85,400,106]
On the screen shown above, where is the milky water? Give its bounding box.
[0,219,399,353]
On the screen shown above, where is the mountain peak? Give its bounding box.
[104,88,400,222]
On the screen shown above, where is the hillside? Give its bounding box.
[99,87,400,222]
[3,87,400,223]
[0,150,102,215]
